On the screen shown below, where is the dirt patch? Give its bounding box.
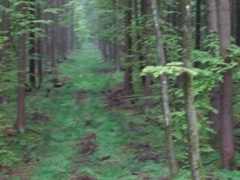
[0,167,11,175]
[136,152,161,163]
[103,87,139,109]
[75,91,88,105]
[0,167,30,180]
[78,133,98,155]
[31,113,50,123]
[72,133,98,180]
[103,87,124,108]
[128,142,150,150]
[124,142,161,163]
[103,87,142,115]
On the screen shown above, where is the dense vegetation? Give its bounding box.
[1,0,240,179]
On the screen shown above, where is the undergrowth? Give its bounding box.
[1,43,240,179]
[0,44,168,180]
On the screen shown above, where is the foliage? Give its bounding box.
[0,113,19,167]
[1,0,240,179]
[140,48,239,167]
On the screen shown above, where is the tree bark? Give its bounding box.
[50,0,58,84]
[151,0,178,176]
[28,0,36,90]
[142,0,152,114]
[195,0,201,50]
[180,0,203,179]
[36,4,43,89]
[17,1,27,133]
[114,0,121,72]
[124,0,134,95]
[206,0,222,137]
[217,0,235,169]
[206,0,218,33]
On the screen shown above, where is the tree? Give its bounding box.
[217,0,235,169]
[206,0,221,137]
[141,0,152,114]
[124,0,134,95]
[114,0,121,72]
[231,0,240,45]
[151,0,178,176]
[195,0,202,50]
[180,0,203,179]
[28,0,37,90]
[17,1,27,133]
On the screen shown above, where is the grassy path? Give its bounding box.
[27,44,167,180]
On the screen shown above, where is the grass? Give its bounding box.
[0,43,166,180]
[2,44,240,180]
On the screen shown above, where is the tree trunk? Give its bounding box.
[195,0,201,50]
[36,5,43,89]
[17,2,27,133]
[180,0,203,179]
[50,0,58,84]
[114,0,121,72]
[28,0,36,90]
[142,0,152,114]
[206,0,218,33]
[231,0,240,45]
[151,0,178,176]
[217,0,235,169]
[235,0,240,45]
[206,0,222,137]
[124,0,133,95]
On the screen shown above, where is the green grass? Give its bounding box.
[2,44,240,180]
[0,43,174,180]
[20,43,168,180]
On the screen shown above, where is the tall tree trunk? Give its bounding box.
[36,5,43,89]
[136,1,145,86]
[142,0,152,114]
[206,0,222,136]
[50,0,58,84]
[180,1,203,179]
[195,0,201,50]
[124,0,133,95]
[206,0,218,33]
[217,0,235,169]
[235,0,240,45]
[41,2,50,62]
[17,2,27,133]
[114,0,121,72]
[231,0,240,45]
[151,0,178,176]
[29,0,36,90]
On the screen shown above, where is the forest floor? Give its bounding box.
[1,44,170,180]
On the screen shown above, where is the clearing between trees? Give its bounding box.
[2,44,170,180]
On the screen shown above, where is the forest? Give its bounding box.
[1,0,240,179]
